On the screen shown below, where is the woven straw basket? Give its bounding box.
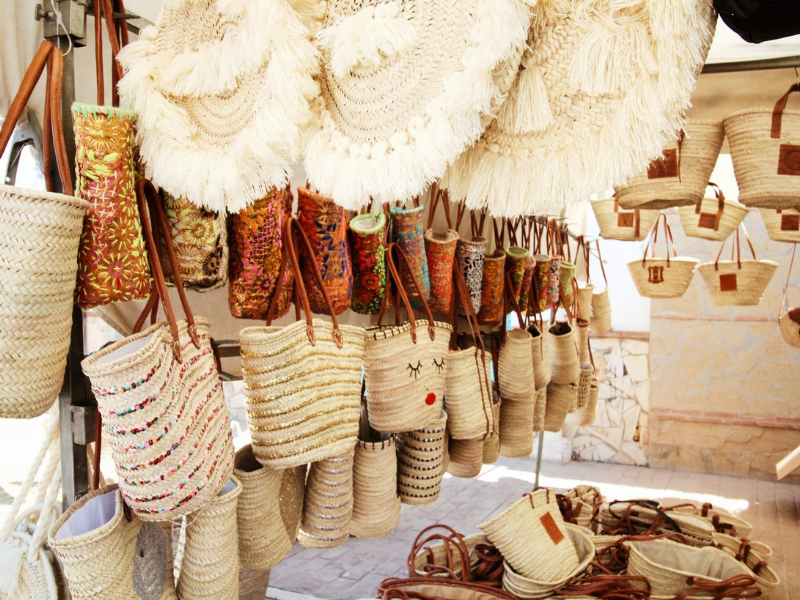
[760,208,800,243]
[298,452,354,549]
[576,284,594,321]
[178,477,242,600]
[780,310,800,348]
[617,121,725,210]
[528,324,551,389]
[233,445,306,570]
[549,322,579,385]
[49,485,178,599]
[679,184,749,241]
[447,437,484,478]
[713,532,772,559]
[532,388,546,432]
[412,531,487,579]
[591,290,612,333]
[480,488,580,582]
[500,525,594,600]
[397,410,447,506]
[725,84,800,209]
[627,539,752,597]
[544,383,577,432]
[628,215,698,299]
[483,394,502,464]
[714,535,779,596]
[670,502,753,539]
[445,348,494,440]
[351,437,402,539]
[499,397,534,458]
[575,322,589,366]
[499,329,535,402]
[592,197,658,241]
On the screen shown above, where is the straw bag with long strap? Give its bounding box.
[0,42,88,420]
[424,186,459,315]
[779,244,800,348]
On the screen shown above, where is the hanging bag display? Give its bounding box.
[617,121,725,210]
[760,207,800,243]
[424,186,459,315]
[455,204,488,315]
[592,195,658,242]
[725,83,800,209]
[240,216,364,469]
[628,214,699,299]
[297,186,353,315]
[477,219,507,326]
[349,208,388,315]
[81,180,234,521]
[228,184,295,320]
[0,42,89,419]
[698,225,779,307]
[779,245,800,348]
[364,243,451,433]
[391,199,431,305]
[397,410,448,506]
[298,452,355,549]
[679,183,748,242]
[591,240,613,333]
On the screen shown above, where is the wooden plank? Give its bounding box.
[776,444,800,481]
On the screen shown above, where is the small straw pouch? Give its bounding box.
[479,488,581,582]
[241,217,364,469]
[298,451,354,549]
[364,244,452,433]
[591,240,613,333]
[0,42,89,419]
[425,186,459,314]
[698,225,778,307]
[761,207,800,243]
[455,204,488,315]
[779,245,800,348]
[233,445,306,570]
[351,435,401,539]
[81,180,233,521]
[392,201,431,304]
[628,214,699,299]
[397,410,447,506]
[348,209,388,315]
[592,195,657,242]
[297,186,353,315]
[679,183,748,242]
[228,185,294,320]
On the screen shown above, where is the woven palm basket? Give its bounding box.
[670,503,753,539]
[445,348,495,439]
[397,410,447,505]
[500,525,594,599]
[499,397,534,458]
[233,445,306,570]
[576,284,594,320]
[442,0,717,217]
[304,0,532,208]
[544,382,577,432]
[351,437,402,539]
[713,533,778,597]
[574,383,599,427]
[528,324,551,389]
[549,322,579,385]
[298,452,355,549]
[761,208,800,243]
[592,197,658,242]
[590,289,612,333]
[679,191,749,242]
[629,258,699,299]
[617,121,725,210]
[483,395,502,464]
[117,0,321,213]
[780,310,800,348]
[0,185,88,419]
[698,260,778,306]
[498,329,535,402]
[602,502,715,547]
[532,388,547,432]
[713,532,772,559]
[178,478,242,600]
[575,323,590,366]
[447,437,484,478]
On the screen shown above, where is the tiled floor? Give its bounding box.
[269,456,800,600]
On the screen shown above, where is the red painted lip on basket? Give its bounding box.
[425,393,436,406]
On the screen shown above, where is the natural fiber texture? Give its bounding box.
[499,329,535,401]
[298,452,355,549]
[528,324,551,389]
[49,485,177,599]
[483,397,502,463]
[590,290,612,333]
[241,319,364,468]
[425,229,459,315]
[575,323,590,366]
[447,437,484,478]
[412,531,487,578]
[714,535,779,597]
[617,121,725,210]
[670,503,753,539]
[480,489,581,582]
[780,311,800,348]
[477,251,506,325]
[397,410,447,505]
[351,437,402,539]
[457,238,487,314]
[545,382,577,432]
[501,525,594,599]
[304,0,532,208]
[0,185,88,418]
[761,208,800,243]
[392,205,431,304]
[82,318,234,520]
[576,284,594,321]
[698,260,778,306]
[576,364,593,410]
[532,388,546,432]
[178,478,242,600]
[117,0,321,213]
[233,445,306,570]
[576,383,599,427]
[549,322,579,385]
[713,532,772,559]
[629,257,698,298]
[679,192,748,242]
[349,212,388,315]
[228,186,294,320]
[499,397,534,457]
[592,198,657,242]
[443,0,717,217]
[73,104,151,309]
[563,485,602,531]
[445,348,495,439]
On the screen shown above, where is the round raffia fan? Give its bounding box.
[304,0,533,209]
[442,0,717,217]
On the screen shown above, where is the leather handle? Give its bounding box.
[426,185,453,231]
[377,244,437,342]
[771,83,800,139]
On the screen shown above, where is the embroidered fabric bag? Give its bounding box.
[392,201,431,305]
[424,187,459,315]
[349,209,388,315]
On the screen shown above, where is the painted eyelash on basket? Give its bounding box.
[407,361,422,379]
[432,358,445,373]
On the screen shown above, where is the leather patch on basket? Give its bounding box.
[778,145,800,176]
[698,213,717,229]
[617,213,635,228]
[781,213,800,231]
[719,273,738,292]
[540,512,565,545]
[647,149,678,179]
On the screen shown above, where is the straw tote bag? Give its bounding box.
[725,83,800,209]
[49,485,178,600]
[679,183,748,242]
[628,214,699,299]
[591,240,613,333]
[698,226,779,307]
[351,434,401,539]
[298,451,355,549]
[479,488,581,582]
[617,121,726,210]
[396,410,448,506]
[447,437,484,478]
[592,196,658,242]
[425,186,459,315]
[349,209,388,315]
[240,217,365,469]
[81,180,234,521]
[0,42,89,419]
[779,245,800,348]
[364,244,452,434]
[233,445,306,571]
[497,315,535,459]
[760,207,800,243]
[117,0,321,213]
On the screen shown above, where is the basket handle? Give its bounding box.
[641,213,677,267]
[492,218,505,250]
[406,524,471,583]
[378,243,437,342]
[504,271,525,330]
[695,183,726,232]
[426,185,453,231]
[596,239,609,287]
[771,83,800,139]
[714,224,757,271]
[470,209,487,239]
[94,0,125,105]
